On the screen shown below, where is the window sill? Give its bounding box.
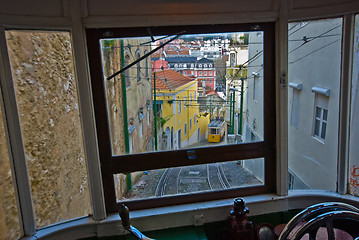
[312,135,325,144]
[27,190,359,240]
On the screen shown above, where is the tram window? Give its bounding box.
[86,23,275,212]
[287,18,342,191]
[6,30,91,228]
[210,128,217,134]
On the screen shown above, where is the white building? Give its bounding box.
[287,18,343,190]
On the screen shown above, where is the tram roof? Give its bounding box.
[208,119,224,128]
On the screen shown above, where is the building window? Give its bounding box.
[290,89,301,128]
[190,118,192,130]
[144,50,149,80]
[190,93,192,104]
[194,114,196,124]
[209,71,213,76]
[184,123,188,135]
[199,71,202,76]
[129,133,133,153]
[230,53,236,67]
[204,71,207,76]
[253,72,259,101]
[124,51,131,87]
[313,106,328,140]
[184,97,187,109]
[178,100,181,114]
[136,50,141,81]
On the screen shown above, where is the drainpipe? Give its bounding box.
[232,90,236,134]
[209,96,212,120]
[153,72,158,151]
[229,92,233,133]
[187,89,189,142]
[239,78,244,136]
[120,40,131,191]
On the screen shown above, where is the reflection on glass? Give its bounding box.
[114,158,264,201]
[100,31,264,157]
[6,30,91,228]
[287,18,342,191]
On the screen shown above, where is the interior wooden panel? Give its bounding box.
[292,0,356,9]
[0,0,65,17]
[86,0,275,17]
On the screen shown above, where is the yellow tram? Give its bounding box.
[207,119,225,143]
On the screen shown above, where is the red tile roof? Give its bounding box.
[153,69,194,91]
[179,49,190,55]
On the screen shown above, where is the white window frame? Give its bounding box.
[313,106,328,140]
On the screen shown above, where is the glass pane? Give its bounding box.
[315,106,321,118]
[114,158,264,201]
[314,119,320,136]
[0,92,21,239]
[6,30,91,228]
[323,109,328,121]
[348,14,359,196]
[321,122,326,139]
[288,18,342,191]
[100,31,264,157]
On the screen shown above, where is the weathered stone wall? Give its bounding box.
[102,39,153,200]
[0,104,20,240]
[1,31,92,231]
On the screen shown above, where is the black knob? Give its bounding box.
[119,204,131,229]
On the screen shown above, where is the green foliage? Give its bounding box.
[102,39,117,48]
[157,115,174,128]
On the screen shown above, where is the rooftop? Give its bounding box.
[153,69,195,91]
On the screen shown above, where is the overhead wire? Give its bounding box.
[288,25,341,54]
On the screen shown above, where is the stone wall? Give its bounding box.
[0,104,20,240]
[102,38,153,200]
[0,30,92,236]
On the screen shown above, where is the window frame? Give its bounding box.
[86,23,276,213]
[313,106,328,140]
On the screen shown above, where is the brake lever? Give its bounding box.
[119,204,154,240]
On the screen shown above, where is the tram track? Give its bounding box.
[155,167,181,197]
[207,163,231,190]
[155,164,230,196]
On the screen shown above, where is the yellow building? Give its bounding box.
[154,69,200,150]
